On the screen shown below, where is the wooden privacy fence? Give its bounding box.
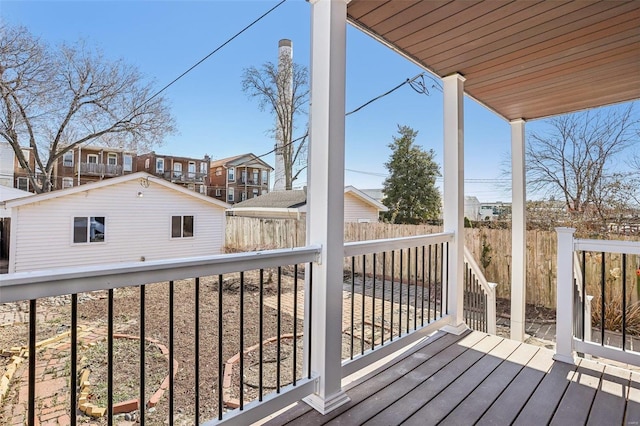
[224,217,640,308]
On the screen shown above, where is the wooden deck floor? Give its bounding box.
[265,330,640,425]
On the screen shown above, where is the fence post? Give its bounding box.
[554,227,576,364]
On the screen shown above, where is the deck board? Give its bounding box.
[329,333,489,425]
[477,347,554,425]
[439,341,538,426]
[267,330,639,426]
[626,371,640,424]
[361,334,501,425]
[511,352,574,426]
[586,365,630,426]
[402,338,521,425]
[549,358,604,425]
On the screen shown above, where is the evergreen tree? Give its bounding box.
[383,125,441,224]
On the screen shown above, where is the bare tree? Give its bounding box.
[0,23,175,193]
[527,103,639,220]
[241,49,308,190]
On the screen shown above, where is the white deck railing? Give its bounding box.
[463,246,498,335]
[0,232,489,424]
[341,233,454,378]
[556,227,640,366]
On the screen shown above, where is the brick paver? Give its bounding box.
[1,326,105,426]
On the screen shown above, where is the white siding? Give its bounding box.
[343,193,379,223]
[0,143,15,187]
[10,179,225,272]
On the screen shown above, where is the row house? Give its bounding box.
[136,152,211,194]
[7,145,135,192]
[12,146,37,192]
[53,146,136,189]
[209,153,272,204]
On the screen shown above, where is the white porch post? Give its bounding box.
[554,227,576,364]
[441,74,467,334]
[303,0,350,414]
[510,119,526,341]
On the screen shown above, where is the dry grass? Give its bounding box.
[590,296,640,335]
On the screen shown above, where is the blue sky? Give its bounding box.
[4,0,631,202]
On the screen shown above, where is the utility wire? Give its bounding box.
[117,0,287,125]
[252,72,433,161]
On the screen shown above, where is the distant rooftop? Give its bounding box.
[232,189,307,209]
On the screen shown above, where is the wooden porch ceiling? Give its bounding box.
[347,0,640,121]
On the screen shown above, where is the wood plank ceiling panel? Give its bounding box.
[347,0,640,120]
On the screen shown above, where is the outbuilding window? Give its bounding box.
[171,215,194,238]
[74,217,105,243]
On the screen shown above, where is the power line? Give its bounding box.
[252,72,434,161]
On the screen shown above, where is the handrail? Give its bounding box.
[0,245,321,303]
[344,232,454,258]
[463,246,497,334]
[574,238,640,255]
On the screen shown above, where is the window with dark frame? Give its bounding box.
[171,215,194,238]
[73,216,105,244]
[63,151,73,167]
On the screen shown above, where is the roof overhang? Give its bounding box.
[347,0,640,121]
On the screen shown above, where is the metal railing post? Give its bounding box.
[554,227,576,364]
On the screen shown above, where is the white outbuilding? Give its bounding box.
[4,172,229,273]
[229,186,388,223]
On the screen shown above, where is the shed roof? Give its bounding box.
[4,172,230,209]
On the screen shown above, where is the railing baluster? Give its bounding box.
[195,277,200,424]
[421,246,426,327]
[28,299,36,426]
[372,253,376,351]
[293,264,298,385]
[169,280,174,424]
[381,252,386,345]
[406,248,410,334]
[414,246,418,331]
[217,274,223,420]
[277,266,282,392]
[623,254,627,351]
[428,245,432,323]
[308,263,313,379]
[434,243,440,318]
[350,256,355,359]
[71,294,77,426]
[391,250,395,341]
[140,285,146,426]
[601,252,606,346]
[361,254,366,355]
[582,251,586,342]
[259,269,264,400]
[399,248,403,337]
[108,288,114,425]
[239,272,245,409]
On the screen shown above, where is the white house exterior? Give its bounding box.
[229,186,387,222]
[5,172,229,273]
[342,186,387,222]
